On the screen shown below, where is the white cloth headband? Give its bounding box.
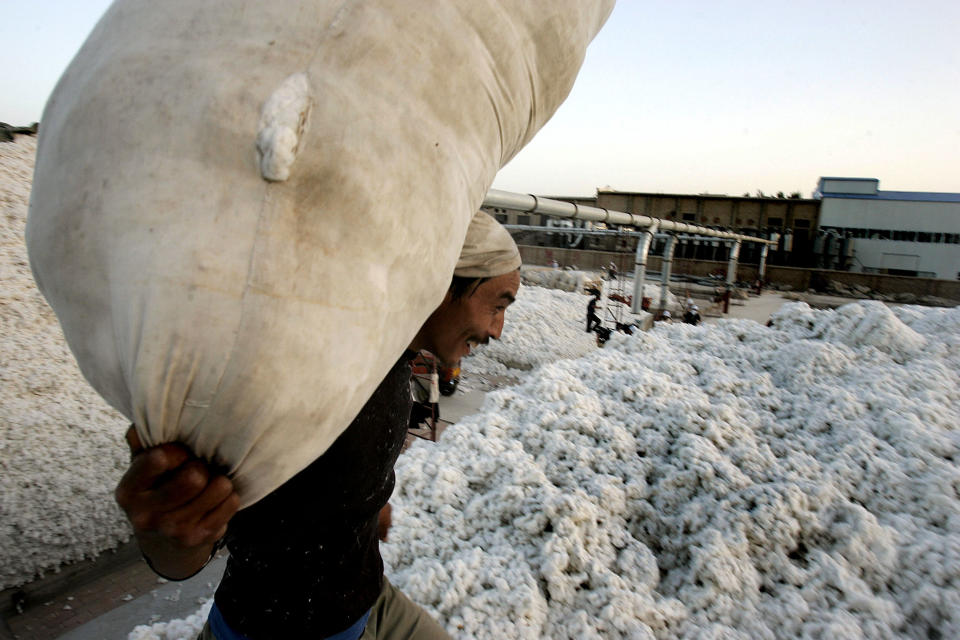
[453,210,522,278]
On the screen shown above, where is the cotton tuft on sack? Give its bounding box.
[26,0,615,507]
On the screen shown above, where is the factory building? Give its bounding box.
[815,178,960,279]
[487,178,960,282]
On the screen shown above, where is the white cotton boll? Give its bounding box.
[800,610,868,640]
[819,503,899,590]
[615,540,660,590]
[829,301,927,362]
[771,301,927,363]
[687,529,761,598]
[163,619,195,640]
[550,608,605,640]
[892,304,960,362]
[520,268,588,293]
[767,339,856,390]
[127,627,158,640]
[125,599,212,640]
[256,72,311,182]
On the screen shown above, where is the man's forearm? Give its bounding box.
[136,531,218,581]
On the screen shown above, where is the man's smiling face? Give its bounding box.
[418,270,520,366]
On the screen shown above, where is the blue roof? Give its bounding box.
[821,190,960,203]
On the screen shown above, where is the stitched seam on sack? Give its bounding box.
[194,181,271,474]
[192,2,358,472]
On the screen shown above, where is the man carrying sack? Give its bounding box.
[115,211,521,640]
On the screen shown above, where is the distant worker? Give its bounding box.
[659,309,672,323]
[711,287,725,315]
[683,305,701,326]
[607,261,618,281]
[586,290,602,333]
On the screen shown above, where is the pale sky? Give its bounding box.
[4,1,959,198]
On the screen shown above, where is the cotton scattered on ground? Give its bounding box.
[0,136,131,589]
[127,599,213,640]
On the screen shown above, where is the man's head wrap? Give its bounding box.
[453,210,522,278]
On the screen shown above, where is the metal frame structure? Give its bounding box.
[484,189,773,314]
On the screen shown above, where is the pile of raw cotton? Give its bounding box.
[131,298,959,639]
[0,136,132,589]
[462,281,665,385]
[520,267,590,293]
[462,285,598,382]
[383,300,960,639]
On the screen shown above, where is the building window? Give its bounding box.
[682,213,696,221]
[794,219,810,228]
[767,217,783,227]
[517,214,531,226]
[494,213,507,223]
[888,268,919,277]
[918,232,932,243]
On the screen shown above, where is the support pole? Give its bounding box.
[631,222,658,313]
[726,240,742,287]
[758,243,769,289]
[658,235,676,313]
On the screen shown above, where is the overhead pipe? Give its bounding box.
[483,189,776,245]
[631,222,658,314]
[658,235,677,313]
[503,225,647,238]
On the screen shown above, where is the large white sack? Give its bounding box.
[26,0,615,507]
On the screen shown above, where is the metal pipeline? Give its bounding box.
[483,189,776,245]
